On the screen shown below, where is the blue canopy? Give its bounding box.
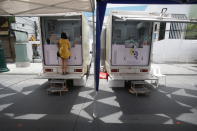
[95,0,197,91]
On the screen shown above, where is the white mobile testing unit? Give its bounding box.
[105,11,157,83]
[39,13,91,87]
[104,11,197,92]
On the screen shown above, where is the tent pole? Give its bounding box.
[93,2,98,118]
[93,0,107,118]
[93,91,98,118]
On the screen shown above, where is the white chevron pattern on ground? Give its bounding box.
[0,93,16,99]
[100,112,176,124]
[7,79,47,93]
[175,100,192,108]
[100,111,123,123]
[3,113,47,120]
[71,109,93,121]
[176,108,197,125]
[0,103,13,111]
[22,91,33,95]
[168,84,197,91]
[78,90,94,100]
[172,89,197,98]
[163,119,174,124]
[98,96,120,107]
[71,87,94,120]
[155,114,170,118]
[0,76,33,87]
[71,101,93,110]
[158,89,169,94]
[14,114,47,120]
[166,94,172,99]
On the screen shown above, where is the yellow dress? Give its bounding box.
[59,39,71,59]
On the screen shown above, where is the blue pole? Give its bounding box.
[95,0,107,91]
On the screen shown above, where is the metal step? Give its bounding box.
[129,86,150,96]
[129,80,151,96]
[49,79,66,84]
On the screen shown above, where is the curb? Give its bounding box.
[0,73,40,75]
[164,74,197,76]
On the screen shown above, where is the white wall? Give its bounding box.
[146,5,197,63]
[153,40,197,63]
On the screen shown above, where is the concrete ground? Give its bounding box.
[2,63,43,75]
[0,73,197,130]
[0,63,197,130]
[154,64,197,75]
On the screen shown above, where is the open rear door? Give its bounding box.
[41,15,83,66]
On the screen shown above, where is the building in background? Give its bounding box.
[0,16,40,62]
[0,16,15,62]
[12,17,39,40]
[12,17,41,61]
[146,5,197,63]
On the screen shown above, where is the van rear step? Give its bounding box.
[128,81,150,96]
[47,79,68,96]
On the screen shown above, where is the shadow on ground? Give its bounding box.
[1,75,197,131]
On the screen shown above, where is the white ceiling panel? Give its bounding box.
[59,1,91,11]
[0,0,94,16]
[19,0,73,5]
[0,10,6,15]
[0,1,42,15]
[20,7,73,15]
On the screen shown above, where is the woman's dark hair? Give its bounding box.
[61,32,68,39]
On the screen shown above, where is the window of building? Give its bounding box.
[169,14,187,39]
[185,23,197,39]
[158,22,166,40]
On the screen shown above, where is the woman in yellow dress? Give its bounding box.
[58,32,71,74]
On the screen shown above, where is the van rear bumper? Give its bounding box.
[36,73,84,80]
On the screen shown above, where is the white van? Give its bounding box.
[39,13,91,86]
[105,11,197,88]
[105,11,158,82]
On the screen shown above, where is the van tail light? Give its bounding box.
[74,69,82,72]
[140,69,149,72]
[111,69,119,72]
[45,69,53,72]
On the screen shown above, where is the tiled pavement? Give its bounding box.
[0,74,197,131]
